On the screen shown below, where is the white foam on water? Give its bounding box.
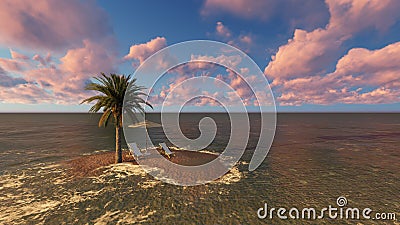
[169,146,185,151]
[93,207,156,224]
[66,189,104,204]
[0,176,24,189]
[91,163,147,183]
[91,163,165,187]
[138,180,160,189]
[81,149,111,156]
[32,163,62,170]
[107,165,181,187]
[128,120,162,128]
[0,200,60,224]
[217,154,237,168]
[198,150,219,155]
[93,210,120,225]
[213,166,243,185]
[100,163,148,177]
[52,177,68,185]
[0,190,35,202]
[0,169,45,190]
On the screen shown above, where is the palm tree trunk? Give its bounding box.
[115,125,122,163]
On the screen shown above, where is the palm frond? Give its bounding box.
[81,73,153,127]
[98,108,112,127]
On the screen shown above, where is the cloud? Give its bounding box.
[0,0,112,51]
[0,0,120,105]
[265,0,400,83]
[202,0,329,30]
[154,54,267,107]
[124,37,167,65]
[0,58,28,72]
[10,49,29,60]
[148,62,261,108]
[0,67,27,87]
[333,42,400,86]
[0,83,53,104]
[191,54,243,69]
[60,39,116,75]
[32,54,50,66]
[265,0,400,105]
[213,22,253,52]
[155,77,226,108]
[327,0,400,33]
[1,35,169,104]
[216,22,232,38]
[170,61,216,78]
[0,40,117,104]
[215,69,254,102]
[265,28,342,82]
[275,42,400,105]
[0,0,118,105]
[202,0,273,20]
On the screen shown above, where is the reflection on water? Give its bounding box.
[0,113,399,224]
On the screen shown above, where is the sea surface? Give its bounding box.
[0,113,399,224]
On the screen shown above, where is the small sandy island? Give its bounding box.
[65,148,220,178]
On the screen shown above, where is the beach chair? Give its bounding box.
[128,142,150,157]
[159,143,175,158]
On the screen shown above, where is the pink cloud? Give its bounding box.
[327,0,400,33]
[170,61,216,77]
[0,81,91,105]
[0,83,53,104]
[0,0,112,51]
[275,42,400,105]
[265,28,341,82]
[0,57,28,72]
[202,0,329,30]
[265,0,400,83]
[239,35,252,45]
[333,42,400,86]
[149,64,260,108]
[0,67,26,87]
[32,55,48,66]
[202,0,278,20]
[265,0,400,105]
[0,39,117,104]
[225,69,254,102]
[0,1,119,105]
[216,22,232,38]
[212,22,253,52]
[10,49,29,60]
[349,87,399,104]
[124,37,167,65]
[190,54,243,69]
[60,40,116,75]
[147,53,267,108]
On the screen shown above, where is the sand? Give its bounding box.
[65,149,219,178]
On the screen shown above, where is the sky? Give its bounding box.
[0,0,399,112]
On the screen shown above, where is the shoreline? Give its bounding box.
[64,149,219,178]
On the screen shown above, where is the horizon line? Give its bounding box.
[0,111,399,114]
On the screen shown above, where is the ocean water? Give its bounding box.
[0,113,399,224]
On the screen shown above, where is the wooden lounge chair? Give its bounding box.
[159,143,175,158]
[128,142,150,157]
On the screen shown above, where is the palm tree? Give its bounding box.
[81,73,152,163]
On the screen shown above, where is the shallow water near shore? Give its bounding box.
[0,113,399,224]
